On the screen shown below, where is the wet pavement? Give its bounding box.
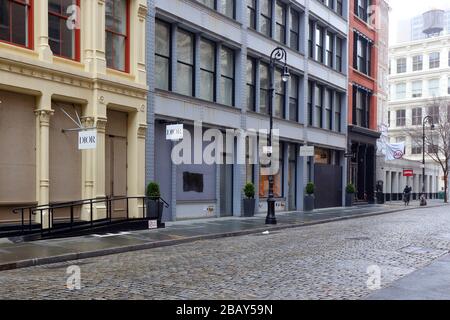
[0,203,449,299]
[0,200,446,271]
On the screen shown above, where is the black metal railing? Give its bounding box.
[11,196,169,236]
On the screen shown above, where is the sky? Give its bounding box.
[388,0,450,44]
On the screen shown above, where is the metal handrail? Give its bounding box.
[11,196,169,236]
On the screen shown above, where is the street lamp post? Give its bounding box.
[421,115,435,206]
[266,47,290,225]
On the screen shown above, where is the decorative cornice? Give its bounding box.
[96,117,108,133]
[138,4,148,19]
[0,59,148,99]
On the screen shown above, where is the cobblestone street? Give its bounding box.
[1,206,450,300]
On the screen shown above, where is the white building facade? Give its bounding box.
[381,33,450,200]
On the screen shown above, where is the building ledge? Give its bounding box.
[349,125,381,139]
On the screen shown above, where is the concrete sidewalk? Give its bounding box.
[366,253,450,300]
[0,200,446,272]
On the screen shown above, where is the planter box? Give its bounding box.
[146,199,165,228]
[243,199,256,217]
[345,193,354,207]
[304,195,315,212]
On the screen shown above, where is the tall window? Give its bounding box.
[155,20,171,90]
[219,0,235,19]
[429,52,440,69]
[308,81,313,125]
[199,39,216,101]
[315,25,324,63]
[105,0,129,72]
[0,0,33,48]
[396,57,406,73]
[428,78,440,97]
[413,55,423,71]
[335,92,341,132]
[246,57,256,111]
[325,32,333,68]
[428,105,440,124]
[354,33,371,75]
[274,68,285,118]
[396,109,406,127]
[274,1,286,44]
[220,46,234,106]
[260,0,272,37]
[198,0,235,19]
[314,85,323,128]
[395,83,406,99]
[412,80,422,98]
[289,75,298,122]
[247,0,256,30]
[260,62,270,114]
[308,20,314,59]
[177,29,195,96]
[353,86,370,128]
[355,0,369,22]
[325,89,333,130]
[335,37,343,72]
[48,0,79,60]
[411,138,422,155]
[337,0,343,15]
[412,107,422,125]
[289,9,299,51]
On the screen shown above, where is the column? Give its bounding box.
[95,117,108,219]
[80,116,96,221]
[134,2,148,84]
[35,98,54,227]
[35,0,52,61]
[83,0,107,74]
[385,170,391,201]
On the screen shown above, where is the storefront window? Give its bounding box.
[314,147,331,164]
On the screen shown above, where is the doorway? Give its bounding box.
[105,110,128,219]
[219,152,233,217]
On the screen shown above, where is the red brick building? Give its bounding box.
[347,0,384,203]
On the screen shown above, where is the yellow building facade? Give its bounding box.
[0,0,148,225]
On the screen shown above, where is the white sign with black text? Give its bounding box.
[299,146,315,157]
[78,130,97,150]
[166,124,184,141]
[148,220,158,229]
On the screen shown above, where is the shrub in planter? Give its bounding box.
[304,182,315,212]
[146,182,164,227]
[243,182,256,217]
[345,183,355,207]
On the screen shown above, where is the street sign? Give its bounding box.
[78,130,97,150]
[166,124,184,141]
[344,152,355,158]
[299,146,314,157]
[403,169,414,177]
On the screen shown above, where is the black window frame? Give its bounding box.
[155,19,172,91]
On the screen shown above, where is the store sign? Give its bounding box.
[299,146,315,157]
[403,169,414,177]
[78,130,97,150]
[166,124,184,141]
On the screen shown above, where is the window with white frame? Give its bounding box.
[429,52,440,69]
[428,78,440,97]
[396,109,406,127]
[412,55,423,71]
[396,57,406,73]
[412,80,422,98]
[412,107,422,125]
[395,83,406,99]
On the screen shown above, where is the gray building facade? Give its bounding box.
[146,0,350,221]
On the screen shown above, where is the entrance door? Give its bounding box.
[314,164,342,209]
[105,110,128,219]
[219,153,233,217]
[106,136,127,218]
